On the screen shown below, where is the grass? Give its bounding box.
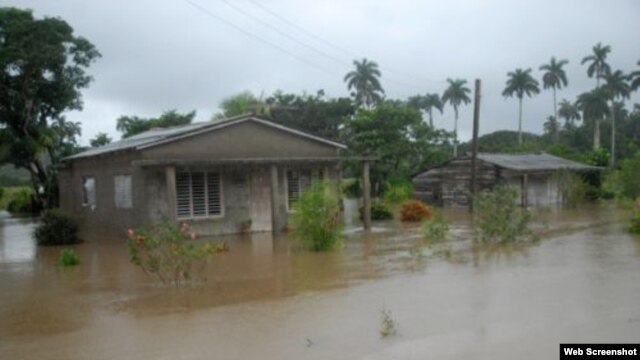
[58,249,80,267]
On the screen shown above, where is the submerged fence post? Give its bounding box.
[362,158,372,231]
[469,79,481,212]
[270,164,280,233]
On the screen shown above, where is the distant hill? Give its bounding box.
[459,130,548,154]
[0,165,30,187]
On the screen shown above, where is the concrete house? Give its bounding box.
[59,115,346,235]
[412,152,600,207]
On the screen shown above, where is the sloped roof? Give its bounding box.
[477,152,601,171]
[65,115,346,161]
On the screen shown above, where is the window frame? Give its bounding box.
[81,176,96,208]
[175,170,224,220]
[114,174,133,209]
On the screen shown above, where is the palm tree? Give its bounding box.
[422,93,444,128]
[344,58,384,108]
[577,88,609,149]
[442,79,471,157]
[543,116,560,144]
[581,43,611,88]
[502,68,540,145]
[630,60,640,92]
[539,57,569,119]
[602,69,630,166]
[558,99,581,128]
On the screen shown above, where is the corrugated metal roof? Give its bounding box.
[477,152,600,171]
[64,115,346,161]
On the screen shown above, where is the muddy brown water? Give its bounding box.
[1,205,639,359]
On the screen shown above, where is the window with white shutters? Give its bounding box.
[114,175,132,209]
[286,169,324,211]
[175,171,223,219]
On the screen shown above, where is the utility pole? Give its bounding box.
[469,79,481,212]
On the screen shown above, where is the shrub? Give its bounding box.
[341,178,361,198]
[554,170,589,207]
[34,209,79,246]
[400,199,432,222]
[604,151,640,200]
[127,222,228,287]
[6,187,40,215]
[58,248,80,267]
[630,200,640,235]
[473,185,533,244]
[383,180,413,203]
[359,200,393,221]
[422,210,450,242]
[291,182,342,251]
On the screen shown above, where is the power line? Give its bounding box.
[183,0,341,77]
[217,0,352,69]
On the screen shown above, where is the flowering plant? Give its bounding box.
[127,222,228,287]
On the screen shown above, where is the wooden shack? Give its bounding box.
[412,153,600,207]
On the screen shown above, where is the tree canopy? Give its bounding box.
[0,7,100,208]
[344,58,384,108]
[116,109,196,138]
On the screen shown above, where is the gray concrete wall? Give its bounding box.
[140,121,339,160]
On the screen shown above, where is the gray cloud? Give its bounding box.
[6,0,640,144]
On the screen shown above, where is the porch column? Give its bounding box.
[165,166,177,221]
[270,164,281,233]
[362,159,372,231]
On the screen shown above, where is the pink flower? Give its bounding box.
[190,232,197,240]
[127,228,134,237]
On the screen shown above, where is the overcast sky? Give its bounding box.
[6,0,640,144]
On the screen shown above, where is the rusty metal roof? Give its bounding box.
[477,152,600,171]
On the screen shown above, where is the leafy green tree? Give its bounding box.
[116,109,196,138]
[502,68,540,145]
[0,8,100,208]
[558,99,581,127]
[344,58,384,108]
[631,60,640,92]
[577,88,609,149]
[442,79,471,156]
[407,93,443,127]
[539,57,569,119]
[543,116,560,144]
[343,101,451,193]
[89,132,112,147]
[602,70,630,166]
[581,43,611,88]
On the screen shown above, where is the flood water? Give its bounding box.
[1,205,639,359]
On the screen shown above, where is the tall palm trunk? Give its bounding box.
[453,107,459,157]
[428,110,434,128]
[518,97,523,145]
[553,87,558,120]
[593,116,601,149]
[610,101,616,166]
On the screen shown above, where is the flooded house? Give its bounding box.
[58,115,346,236]
[412,152,600,207]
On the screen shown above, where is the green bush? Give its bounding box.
[58,248,80,267]
[604,151,640,200]
[422,211,450,242]
[291,182,342,251]
[341,178,361,198]
[34,209,79,246]
[127,222,228,287]
[473,185,533,244]
[630,205,640,235]
[383,180,413,203]
[359,200,393,221]
[554,170,589,207]
[6,187,40,215]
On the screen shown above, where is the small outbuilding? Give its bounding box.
[412,152,601,207]
[59,115,346,236]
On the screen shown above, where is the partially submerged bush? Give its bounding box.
[422,210,450,242]
[400,199,432,222]
[34,209,79,246]
[473,185,533,244]
[554,170,589,207]
[58,248,80,267]
[379,308,397,338]
[630,200,640,235]
[127,222,228,287]
[383,180,413,203]
[604,151,640,200]
[291,182,342,251]
[6,187,40,215]
[359,200,393,221]
[341,178,361,198]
